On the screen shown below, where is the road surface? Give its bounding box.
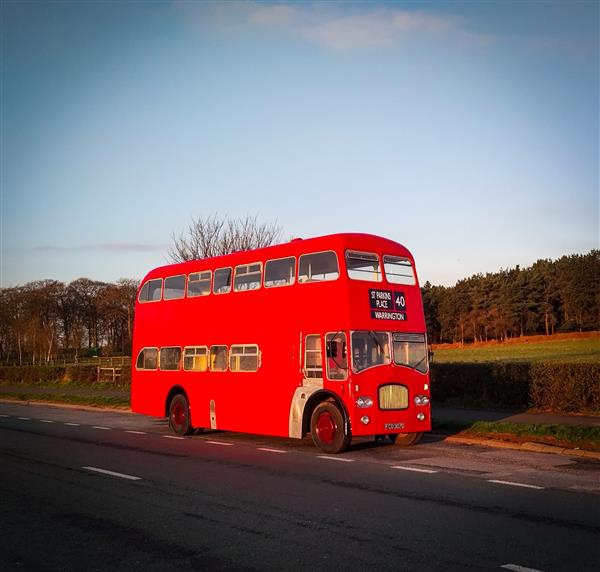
[1,402,598,571]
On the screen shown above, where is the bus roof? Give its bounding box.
[141,233,414,283]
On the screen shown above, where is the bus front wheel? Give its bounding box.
[310,401,351,454]
[390,432,422,446]
[168,394,194,436]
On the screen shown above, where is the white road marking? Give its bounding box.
[64,422,80,426]
[17,417,31,420]
[488,480,544,490]
[0,414,9,418]
[125,430,147,435]
[39,420,54,423]
[82,466,141,481]
[257,447,287,454]
[317,456,354,462]
[206,440,234,446]
[392,466,438,474]
[501,564,545,572]
[91,426,112,430]
[163,435,185,440]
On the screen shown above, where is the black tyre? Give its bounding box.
[310,400,351,454]
[390,432,422,447]
[168,394,194,436]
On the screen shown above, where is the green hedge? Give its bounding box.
[0,365,131,385]
[430,361,600,413]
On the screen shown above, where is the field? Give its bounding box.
[432,333,600,364]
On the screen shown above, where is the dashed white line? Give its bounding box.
[392,466,438,474]
[91,426,112,430]
[125,430,147,435]
[82,466,141,481]
[0,414,9,418]
[501,564,545,572]
[39,420,55,424]
[488,480,544,490]
[257,447,287,454]
[317,455,354,463]
[64,422,80,426]
[17,417,31,420]
[163,435,185,440]
[206,440,234,446]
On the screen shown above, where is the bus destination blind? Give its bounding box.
[369,289,407,321]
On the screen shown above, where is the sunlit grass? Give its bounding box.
[432,337,600,364]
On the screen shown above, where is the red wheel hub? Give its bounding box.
[316,412,337,444]
[172,402,185,428]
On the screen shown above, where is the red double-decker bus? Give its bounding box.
[131,233,431,453]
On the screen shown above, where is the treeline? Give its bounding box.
[1,250,597,364]
[0,278,137,365]
[423,251,599,344]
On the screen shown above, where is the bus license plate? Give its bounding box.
[384,423,405,430]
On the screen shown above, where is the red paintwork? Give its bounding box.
[131,233,432,440]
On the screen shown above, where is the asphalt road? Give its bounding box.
[1,402,598,571]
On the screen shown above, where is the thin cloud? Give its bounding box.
[174,1,492,51]
[33,243,166,253]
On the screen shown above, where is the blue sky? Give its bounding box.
[2,0,598,287]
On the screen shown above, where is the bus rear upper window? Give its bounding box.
[164,275,186,300]
[213,268,232,294]
[298,252,339,283]
[346,251,382,282]
[136,347,158,370]
[139,279,162,303]
[234,263,262,291]
[188,271,211,297]
[265,257,295,288]
[384,255,416,285]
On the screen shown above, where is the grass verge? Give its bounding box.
[0,393,130,409]
[433,419,600,452]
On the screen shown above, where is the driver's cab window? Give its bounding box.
[325,332,348,380]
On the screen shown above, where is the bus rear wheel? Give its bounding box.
[169,394,194,436]
[390,432,422,447]
[310,401,351,454]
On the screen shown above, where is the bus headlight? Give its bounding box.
[356,396,373,408]
[361,416,371,425]
[414,395,430,406]
[417,412,426,421]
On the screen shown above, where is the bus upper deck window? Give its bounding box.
[384,255,416,285]
[346,251,382,282]
[213,268,232,294]
[234,263,262,291]
[298,251,339,283]
[164,275,186,300]
[265,257,295,288]
[139,279,162,303]
[188,271,211,297]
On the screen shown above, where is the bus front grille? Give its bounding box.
[379,384,408,410]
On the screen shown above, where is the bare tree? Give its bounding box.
[168,213,284,262]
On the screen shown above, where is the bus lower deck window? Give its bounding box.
[136,348,158,370]
[184,347,208,371]
[229,345,259,372]
[160,347,181,370]
[209,346,228,371]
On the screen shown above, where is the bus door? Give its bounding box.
[303,334,324,390]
